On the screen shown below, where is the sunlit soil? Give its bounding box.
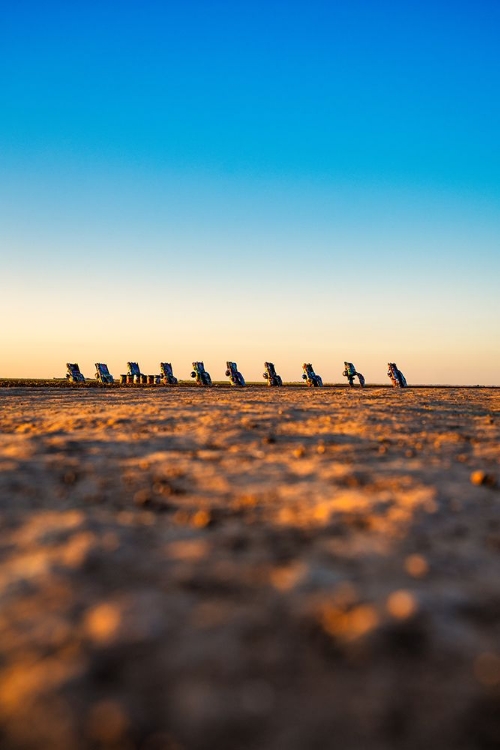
[0,386,499,749]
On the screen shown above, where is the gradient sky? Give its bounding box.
[1,0,499,384]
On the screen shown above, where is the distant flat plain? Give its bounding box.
[0,386,499,749]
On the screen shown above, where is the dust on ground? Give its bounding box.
[0,386,499,750]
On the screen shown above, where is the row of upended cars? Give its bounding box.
[65,361,408,387]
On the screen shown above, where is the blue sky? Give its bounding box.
[1,0,499,383]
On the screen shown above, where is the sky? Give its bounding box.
[1,0,499,384]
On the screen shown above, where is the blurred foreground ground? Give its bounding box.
[0,386,499,750]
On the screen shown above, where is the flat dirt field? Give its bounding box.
[0,385,499,750]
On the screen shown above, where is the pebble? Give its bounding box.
[386,590,418,620]
[470,471,497,488]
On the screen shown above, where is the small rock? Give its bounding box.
[404,554,429,578]
[386,590,418,620]
[474,652,500,686]
[470,471,498,488]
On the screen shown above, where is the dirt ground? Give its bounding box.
[0,385,499,750]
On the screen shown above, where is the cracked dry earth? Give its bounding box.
[0,386,499,750]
